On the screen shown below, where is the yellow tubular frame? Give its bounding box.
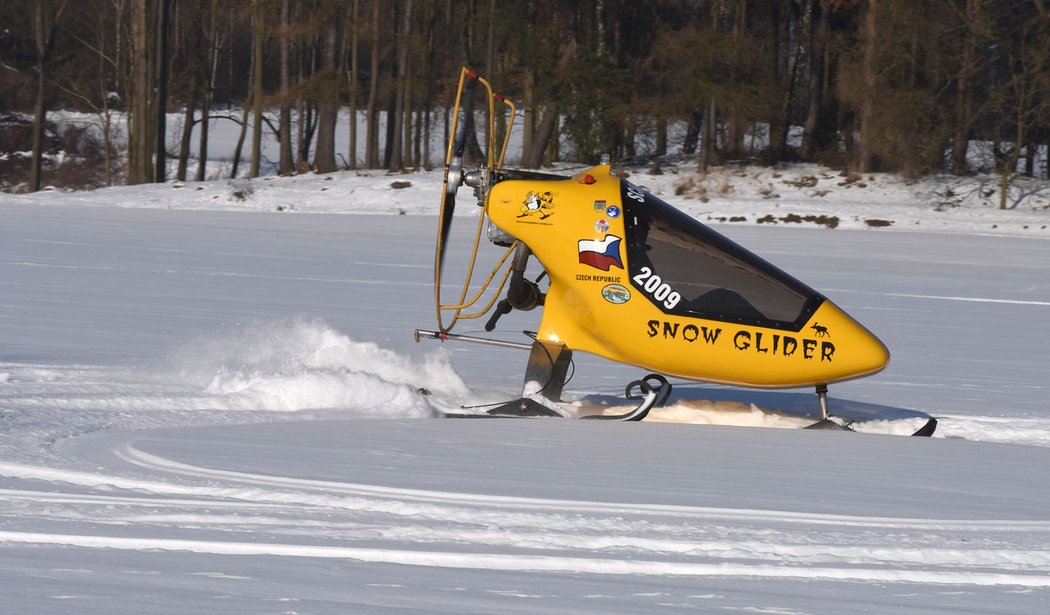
[434,67,517,333]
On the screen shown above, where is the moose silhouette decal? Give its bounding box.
[811,323,831,338]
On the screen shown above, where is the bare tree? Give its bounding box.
[313,12,341,174]
[801,1,831,161]
[988,0,1050,207]
[249,0,266,178]
[856,0,878,173]
[127,0,153,185]
[153,0,171,182]
[29,0,69,192]
[387,0,412,171]
[523,35,576,168]
[195,0,221,182]
[176,0,209,182]
[951,0,983,175]
[365,0,381,168]
[277,0,294,174]
[345,0,360,169]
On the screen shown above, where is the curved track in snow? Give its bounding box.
[3,418,1050,615]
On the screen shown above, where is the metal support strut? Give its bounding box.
[803,383,853,431]
[816,384,830,421]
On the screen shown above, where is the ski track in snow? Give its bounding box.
[2,440,1050,589]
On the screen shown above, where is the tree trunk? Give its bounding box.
[297,31,318,177]
[522,34,575,168]
[420,1,436,170]
[365,0,381,168]
[857,0,878,173]
[249,1,266,177]
[176,71,198,181]
[29,54,48,192]
[546,113,560,164]
[231,104,251,178]
[522,70,535,165]
[656,117,667,157]
[414,106,424,168]
[699,99,716,172]
[725,0,747,160]
[128,0,153,185]
[175,0,203,182]
[682,109,701,155]
[154,0,171,183]
[388,0,411,171]
[801,1,827,161]
[423,105,432,170]
[524,102,559,168]
[388,78,403,170]
[231,23,254,179]
[314,21,339,173]
[402,53,413,170]
[278,0,294,174]
[195,89,212,180]
[951,0,981,175]
[624,115,636,159]
[771,0,809,162]
[297,101,316,169]
[1023,140,1036,177]
[346,0,359,170]
[765,2,787,162]
[30,0,68,191]
[94,2,116,186]
[383,89,397,169]
[196,0,219,182]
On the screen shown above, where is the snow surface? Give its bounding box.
[2,159,1050,613]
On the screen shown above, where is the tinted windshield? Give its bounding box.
[621,181,823,330]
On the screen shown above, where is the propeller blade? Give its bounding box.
[451,81,476,161]
[436,79,477,278]
[436,156,463,275]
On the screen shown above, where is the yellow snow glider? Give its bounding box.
[416,68,934,436]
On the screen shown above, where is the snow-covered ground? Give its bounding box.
[2,156,1050,613]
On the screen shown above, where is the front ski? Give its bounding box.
[910,417,938,437]
[803,415,938,437]
[441,374,672,422]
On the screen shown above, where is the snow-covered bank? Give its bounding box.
[7,157,1050,238]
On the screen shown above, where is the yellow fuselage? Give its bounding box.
[485,165,889,388]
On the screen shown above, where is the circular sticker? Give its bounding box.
[594,219,610,233]
[601,283,631,304]
[605,205,621,219]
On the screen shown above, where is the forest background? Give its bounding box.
[1,0,1048,203]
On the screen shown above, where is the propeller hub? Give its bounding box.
[464,168,499,206]
[446,157,464,196]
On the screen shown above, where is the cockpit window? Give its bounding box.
[621,181,823,330]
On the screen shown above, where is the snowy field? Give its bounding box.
[2,159,1050,613]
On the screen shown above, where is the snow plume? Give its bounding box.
[168,318,468,417]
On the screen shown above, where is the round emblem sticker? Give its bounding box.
[594,218,609,233]
[605,205,621,218]
[601,283,631,304]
